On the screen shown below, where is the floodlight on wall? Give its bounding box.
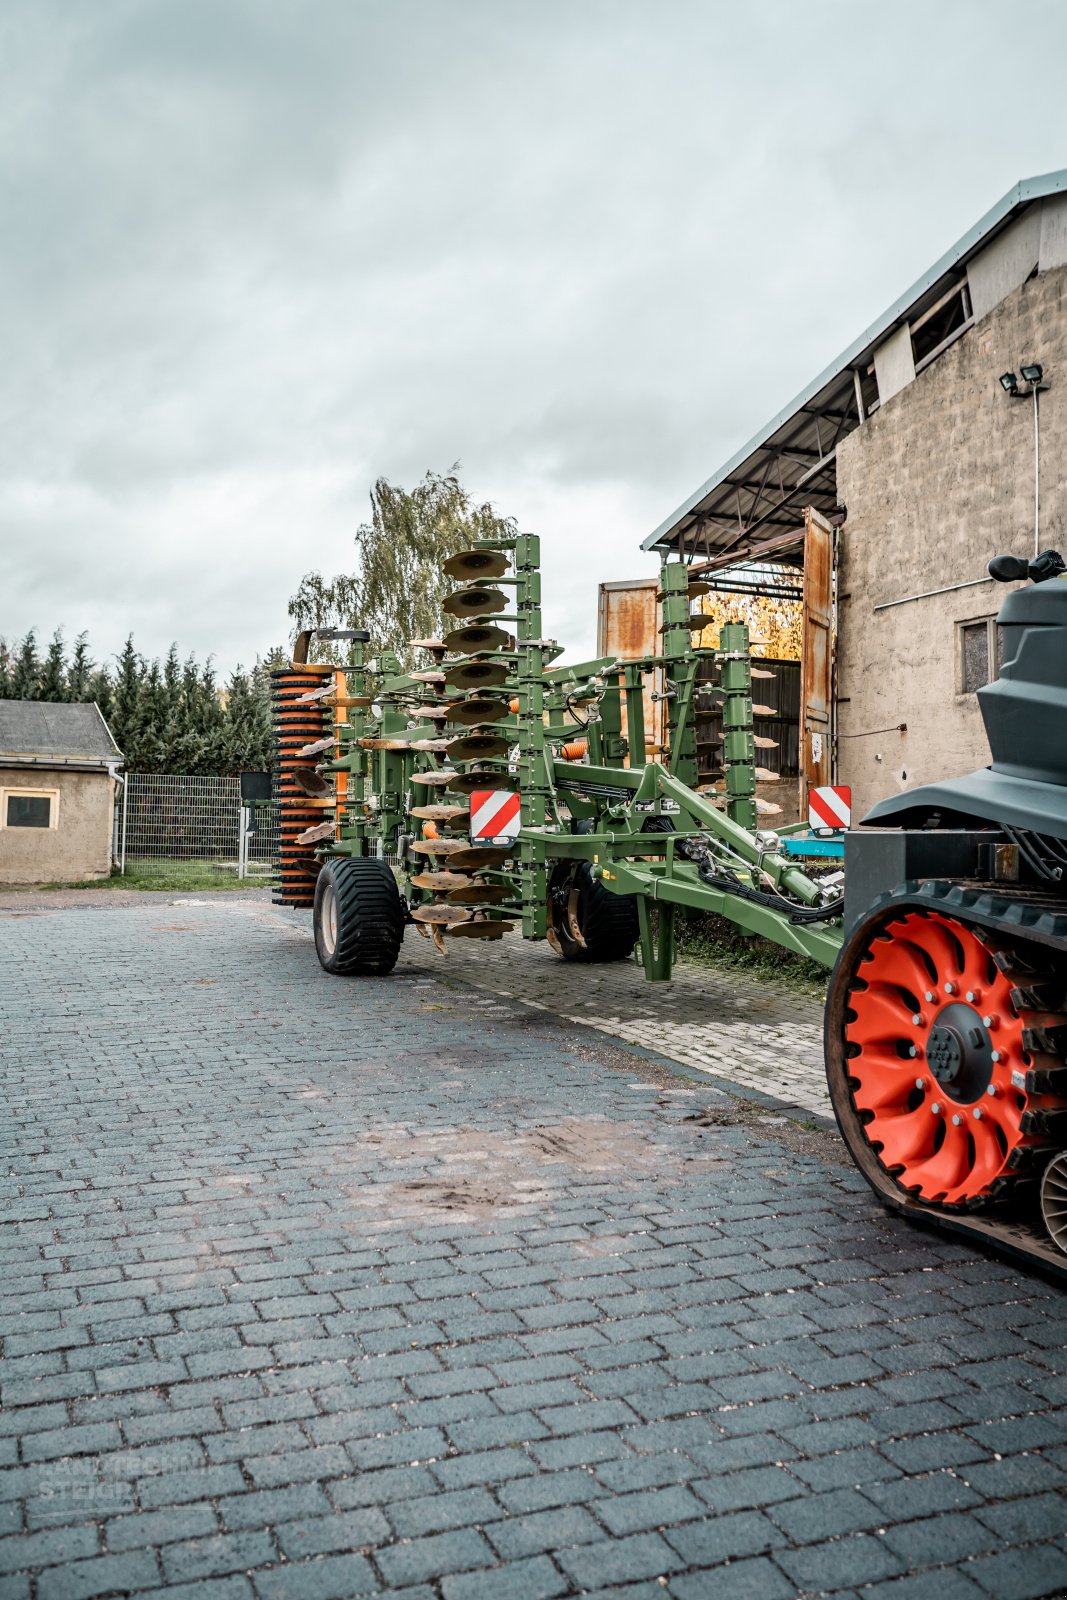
[997,360,1050,557]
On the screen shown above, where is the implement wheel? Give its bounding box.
[313,857,405,976]
[548,863,639,964]
[826,904,1062,1209]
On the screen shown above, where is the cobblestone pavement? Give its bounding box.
[1,893,1066,1600]
[397,920,830,1118]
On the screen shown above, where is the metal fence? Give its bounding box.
[117,773,277,884]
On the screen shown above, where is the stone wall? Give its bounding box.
[836,262,1067,815]
[0,767,115,884]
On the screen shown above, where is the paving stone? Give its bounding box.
[385,1487,504,1538]
[594,1485,705,1536]
[440,1554,569,1600]
[966,1543,1067,1600]
[554,1531,681,1589]
[161,1530,276,1584]
[374,1527,496,1587]
[252,1552,380,1599]
[663,1508,784,1566]
[670,1556,798,1600]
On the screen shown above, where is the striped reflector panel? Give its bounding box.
[469,790,522,844]
[808,785,851,832]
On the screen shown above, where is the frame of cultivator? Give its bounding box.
[271,533,845,983]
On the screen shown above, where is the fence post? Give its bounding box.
[238,804,248,880]
[120,777,128,875]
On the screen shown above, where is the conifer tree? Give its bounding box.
[11,631,41,699]
[68,634,93,703]
[110,636,144,758]
[39,631,68,701]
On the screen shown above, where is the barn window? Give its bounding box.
[911,279,972,372]
[958,618,998,694]
[3,789,59,829]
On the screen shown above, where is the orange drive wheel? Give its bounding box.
[835,909,1049,1207]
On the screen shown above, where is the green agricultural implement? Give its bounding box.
[271,533,845,985]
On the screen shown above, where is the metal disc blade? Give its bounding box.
[442,586,507,618]
[410,770,458,788]
[446,921,514,939]
[445,658,510,690]
[411,904,475,926]
[410,804,470,823]
[446,845,513,871]
[294,822,334,844]
[443,622,513,654]
[446,732,510,762]
[409,638,447,653]
[445,768,517,794]
[442,548,509,581]
[410,670,446,684]
[447,883,511,905]
[293,770,333,797]
[409,838,473,856]
[687,579,711,599]
[446,697,512,727]
[409,870,474,891]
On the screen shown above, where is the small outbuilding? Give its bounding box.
[0,701,123,885]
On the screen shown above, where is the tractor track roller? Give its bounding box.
[826,884,1067,1276]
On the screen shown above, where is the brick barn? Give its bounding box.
[642,169,1067,821]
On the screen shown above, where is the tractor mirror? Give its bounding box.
[988,554,1030,582]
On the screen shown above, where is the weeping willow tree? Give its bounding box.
[288,469,519,669]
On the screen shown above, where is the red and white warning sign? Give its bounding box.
[469,790,522,846]
[808,785,851,833]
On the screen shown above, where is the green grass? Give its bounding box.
[44,859,271,893]
[676,910,829,999]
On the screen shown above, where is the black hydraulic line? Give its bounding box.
[675,836,843,924]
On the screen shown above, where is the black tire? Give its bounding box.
[313,856,405,976]
[551,863,640,963]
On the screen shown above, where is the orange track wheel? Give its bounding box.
[843,910,1034,1206]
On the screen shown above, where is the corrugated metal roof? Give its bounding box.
[644,168,1067,557]
[0,700,122,763]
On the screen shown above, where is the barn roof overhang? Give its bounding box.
[643,168,1067,567]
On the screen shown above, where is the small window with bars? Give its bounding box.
[958,617,1001,695]
[2,789,59,829]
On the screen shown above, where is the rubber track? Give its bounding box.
[320,858,405,976]
[826,878,1067,1283]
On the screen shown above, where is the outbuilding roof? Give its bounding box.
[643,168,1067,562]
[0,700,122,770]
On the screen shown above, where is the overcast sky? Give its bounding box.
[3,0,1066,677]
